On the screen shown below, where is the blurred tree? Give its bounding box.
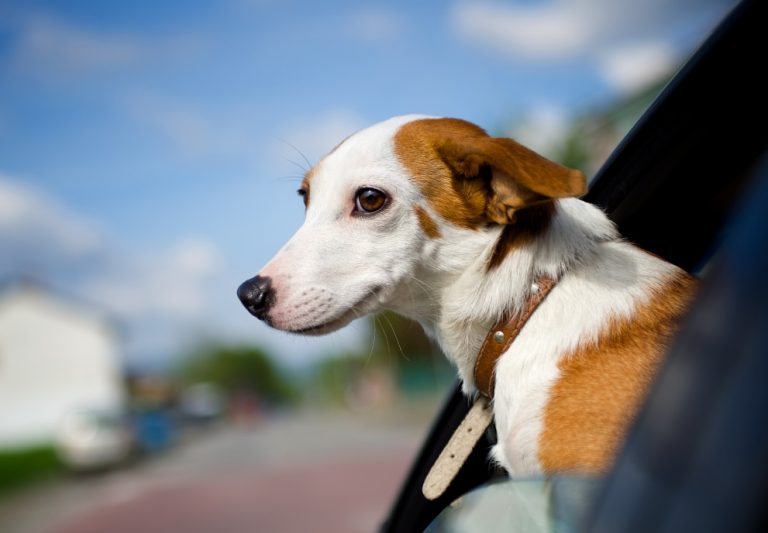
[555,125,593,174]
[366,312,453,396]
[312,350,370,406]
[309,313,454,406]
[178,345,298,406]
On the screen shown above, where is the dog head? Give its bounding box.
[238,115,585,334]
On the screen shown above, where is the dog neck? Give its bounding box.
[389,198,620,393]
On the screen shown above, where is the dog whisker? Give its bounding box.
[367,313,380,366]
[381,312,409,361]
[400,273,441,307]
[283,157,310,174]
[274,136,313,171]
[272,175,305,183]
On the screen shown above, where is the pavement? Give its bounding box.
[0,409,431,533]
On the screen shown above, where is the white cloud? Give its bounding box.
[0,174,102,270]
[8,13,202,78]
[80,238,221,319]
[598,42,677,94]
[172,238,220,278]
[505,104,571,158]
[454,1,591,59]
[273,109,366,166]
[0,172,225,363]
[126,95,256,158]
[452,0,733,93]
[12,15,143,73]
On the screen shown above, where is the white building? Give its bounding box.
[0,283,124,448]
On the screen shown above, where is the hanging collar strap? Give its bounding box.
[473,275,557,399]
[422,275,558,500]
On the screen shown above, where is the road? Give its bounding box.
[0,410,430,533]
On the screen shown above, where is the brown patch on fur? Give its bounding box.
[300,167,316,208]
[487,202,555,270]
[537,270,697,474]
[394,118,491,229]
[415,205,442,239]
[393,118,585,230]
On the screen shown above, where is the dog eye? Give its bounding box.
[296,188,308,207]
[354,187,387,214]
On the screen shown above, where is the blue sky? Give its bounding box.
[0,0,735,369]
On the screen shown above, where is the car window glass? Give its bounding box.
[426,476,602,533]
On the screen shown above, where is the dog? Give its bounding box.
[237,115,695,476]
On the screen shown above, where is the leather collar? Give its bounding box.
[473,275,557,399]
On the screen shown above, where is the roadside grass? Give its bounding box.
[0,445,62,496]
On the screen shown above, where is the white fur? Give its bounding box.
[259,115,433,333]
[253,116,684,476]
[489,235,679,475]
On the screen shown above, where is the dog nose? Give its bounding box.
[237,275,274,319]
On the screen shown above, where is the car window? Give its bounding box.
[427,476,603,533]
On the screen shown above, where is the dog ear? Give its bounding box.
[437,136,586,225]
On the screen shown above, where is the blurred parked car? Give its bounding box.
[179,383,224,424]
[56,408,133,470]
[132,407,176,454]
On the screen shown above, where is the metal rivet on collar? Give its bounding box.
[493,331,505,344]
[531,282,540,293]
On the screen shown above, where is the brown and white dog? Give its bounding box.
[237,115,695,476]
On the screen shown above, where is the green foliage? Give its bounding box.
[307,313,454,404]
[555,126,592,175]
[179,345,299,406]
[312,351,369,405]
[0,445,62,495]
